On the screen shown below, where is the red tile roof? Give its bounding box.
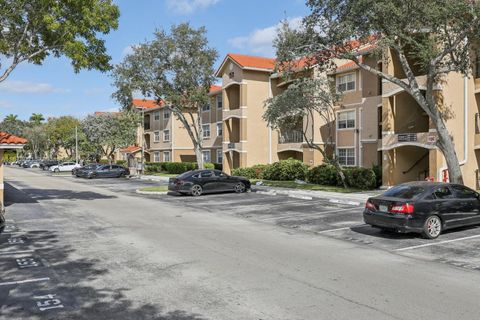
[210,85,222,93]
[227,53,276,70]
[132,99,165,110]
[120,145,141,153]
[0,132,27,145]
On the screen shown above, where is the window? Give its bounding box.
[451,185,478,199]
[200,170,213,178]
[163,151,171,162]
[202,103,210,112]
[202,124,210,138]
[202,150,211,163]
[154,151,160,162]
[154,112,160,121]
[216,149,223,164]
[337,110,355,129]
[214,170,227,177]
[163,110,170,119]
[338,148,355,166]
[163,129,170,142]
[216,122,223,136]
[154,131,160,142]
[433,187,453,199]
[337,73,356,92]
[384,185,425,199]
[216,95,223,109]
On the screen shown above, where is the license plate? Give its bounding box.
[379,205,388,212]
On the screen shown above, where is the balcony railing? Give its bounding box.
[475,113,480,134]
[278,131,303,144]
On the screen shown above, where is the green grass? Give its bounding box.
[145,172,177,177]
[138,186,169,192]
[250,179,363,193]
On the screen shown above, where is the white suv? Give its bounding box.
[50,162,81,173]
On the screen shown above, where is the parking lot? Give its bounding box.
[8,166,480,274]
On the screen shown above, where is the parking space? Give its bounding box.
[140,190,480,272]
[10,166,480,274]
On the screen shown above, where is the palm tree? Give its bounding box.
[29,113,45,125]
[4,114,18,122]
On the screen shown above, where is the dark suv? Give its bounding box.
[40,160,59,170]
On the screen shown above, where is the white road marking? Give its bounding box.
[395,234,480,251]
[262,207,358,221]
[0,277,50,286]
[316,224,368,233]
[0,249,34,255]
[288,194,313,200]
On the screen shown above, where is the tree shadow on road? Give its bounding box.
[0,229,208,320]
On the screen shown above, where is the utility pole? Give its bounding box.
[75,126,79,164]
[140,107,144,177]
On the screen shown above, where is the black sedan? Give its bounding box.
[168,169,251,196]
[364,182,480,239]
[75,164,130,179]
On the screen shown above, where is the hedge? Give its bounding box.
[262,159,308,181]
[306,164,339,186]
[343,167,377,190]
[145,161,216,174]
[232,164,268,179]
[116,160,127,166]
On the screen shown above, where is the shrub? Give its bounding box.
[145,162,162,173]
[372,164,382,188]
[343,167,377,190]
[262,159,308,181]
[306,164,340,186]
[232,167,257,179]
[204,162,215,169]
[164,162,188,174]
[116,160,127,166]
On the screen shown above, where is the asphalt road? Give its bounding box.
[2,167,480,320]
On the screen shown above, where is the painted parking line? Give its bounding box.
[261,207,358,221]
[395,234,480,251]
[0,249,34,255]
[0,277,50,287]
[316,224,368,233]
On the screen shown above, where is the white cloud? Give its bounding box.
[228,17,303,57]
[0,80,69,94]
[0,100,13,108]
[166,0,220,15]
[122,45,135,57]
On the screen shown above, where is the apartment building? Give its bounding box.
[379,48,479,189]
[133,86,224,165]
[214,53,379,173]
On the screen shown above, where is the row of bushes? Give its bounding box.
[232,159,380,190]
[145,161,222,174]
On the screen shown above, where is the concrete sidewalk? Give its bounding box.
[251,185,381,206]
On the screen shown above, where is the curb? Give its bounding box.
[135,189,168,195]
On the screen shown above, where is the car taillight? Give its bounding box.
[365,200,376,211]
[390,203,414,214]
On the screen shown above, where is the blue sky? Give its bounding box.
[0,0,309,121]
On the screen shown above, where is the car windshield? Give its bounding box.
[382,185,425,199]
[84,164,99,169]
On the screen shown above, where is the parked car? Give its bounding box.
[29,161,41,168]
[168,169,251,196]
[40,160,59,170]
[49,162,81,173]
[21,160,34,168]
[75,164,129,179]
[364,181,480,239]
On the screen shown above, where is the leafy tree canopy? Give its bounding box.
[0,0,120,82]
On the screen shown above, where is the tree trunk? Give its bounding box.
[195,144,204,169]
[433,117,464,184]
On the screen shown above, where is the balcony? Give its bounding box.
[223,108,247,121]
[278,130,304,153]
[223,141,245,152]
[381,131,438,150]
[475,113,480,149]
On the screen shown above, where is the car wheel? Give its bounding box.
[422,215,442,239]
[54,168,59,173]
[191,184,203,197]
[88,173,95,179]
[234,182,246,193]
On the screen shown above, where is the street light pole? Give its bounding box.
[75,126,79,164]
[140,107,144,177]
